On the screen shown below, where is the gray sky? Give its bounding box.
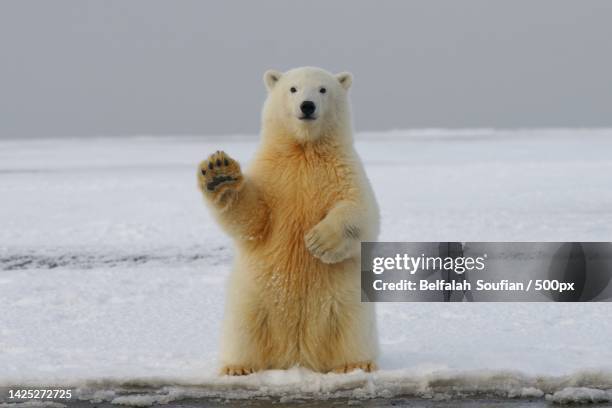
[1,0,612,139]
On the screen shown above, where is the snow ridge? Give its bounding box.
[7,368,610,406]
[0,246,230,271]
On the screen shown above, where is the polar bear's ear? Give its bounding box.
[335,72,353,90]
[264,70,282,91]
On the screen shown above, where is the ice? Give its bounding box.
[0,403,66,408]
[1,129,612,404]
[547,387,612,404]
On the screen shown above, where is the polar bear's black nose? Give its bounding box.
[300,101,316,117]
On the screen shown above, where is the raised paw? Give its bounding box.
[331,361,377,374]
[305,220,357,264]
[197,151,243,199]
[220,365,256,376]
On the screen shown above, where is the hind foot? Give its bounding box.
[331,361,377,374]
[220,365,256,376]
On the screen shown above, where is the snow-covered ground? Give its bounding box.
[1,129,612,405]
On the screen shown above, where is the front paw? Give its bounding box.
[197,151,243,201]
[305,221,355,264]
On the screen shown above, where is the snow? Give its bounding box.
[1,129,612,404]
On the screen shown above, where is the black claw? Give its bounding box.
[208,162,213,170]
[344,225,361,239]
[216,159,222,166]
[224,159,229,166]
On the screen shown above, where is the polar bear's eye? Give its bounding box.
[319,87,327,94]
[290,87,297,93]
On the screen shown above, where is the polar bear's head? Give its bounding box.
[262,67,353,143]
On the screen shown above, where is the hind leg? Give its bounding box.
[219,317,260,376]
[325,303,379,374]
[219,269,274,376]
[219,310,268,376]
[301,286,379,373]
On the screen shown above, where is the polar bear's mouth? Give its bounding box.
[298,115,317,121]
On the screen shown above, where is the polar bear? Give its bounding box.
[197,67,380,375]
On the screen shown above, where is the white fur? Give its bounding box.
[207,67,380,374]
[262,67,354,143]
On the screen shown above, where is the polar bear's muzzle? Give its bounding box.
[299,100,317,120]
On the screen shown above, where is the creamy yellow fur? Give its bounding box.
[198,67,379,375]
